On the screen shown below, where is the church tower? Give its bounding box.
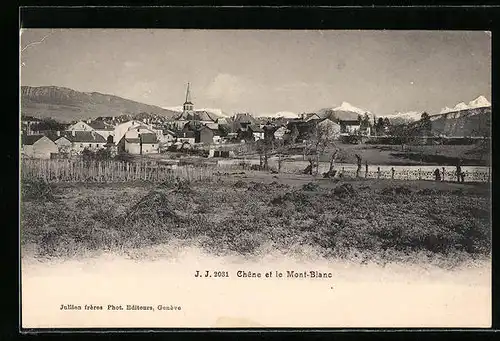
[182,82,194,117]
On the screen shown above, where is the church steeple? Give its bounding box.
[185,82,192,104]
[183,82,194,115]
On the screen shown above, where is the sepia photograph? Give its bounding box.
[19,29,491,329]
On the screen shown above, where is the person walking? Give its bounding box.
[391,167,395,180]
[365,161,368,178]
[434,168,441,181]
[456,159,462,183]
[441,167,446,182]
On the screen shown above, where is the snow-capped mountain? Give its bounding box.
[162,106,183,112]
[257,111,299,119]
[317,102,373,121]
[197,108,230,118]
[468,95,491,109]
[380,111,423,123]
[332,101,371,115]
[439,96,491,114]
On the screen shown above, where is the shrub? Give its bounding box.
[21,178,56,202]
[302,182,319,191]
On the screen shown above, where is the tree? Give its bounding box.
[375,117,385,136]
[419,112,432,136]
[289,124,299,144]
[303,122,339,175]
[31,118,66,132]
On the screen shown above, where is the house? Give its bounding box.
[204,122,219,131]
[67,120,95,132]
[118,125,160,154]
[339,119,361,135]
[21,135,59,159]
[176,131,196,145]
[63,131,108,153]
[248,125,265,141]
[124,133,159,154]
[113,120,148,145]
[161,129,177,144]
[50,134,72,154]
[300,113,321,122]
[272,126,287,140]
[231,113,257,133]
[215,117,228,125]
[196,126,217,144]
[88,120,116,140]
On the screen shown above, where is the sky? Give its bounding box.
[20,29,491,116]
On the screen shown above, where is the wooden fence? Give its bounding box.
[20,158,491,184]
[21,159,215,183]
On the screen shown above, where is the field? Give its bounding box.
[278,143,489,166]
[20,172,491,267]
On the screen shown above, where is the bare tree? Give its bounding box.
[303,121,339,175]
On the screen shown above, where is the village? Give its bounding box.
[20,84,377,159]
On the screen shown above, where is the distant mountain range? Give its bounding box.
[21,86,180,122]
[439,96,491,114]
[20,86,491,137]
[257,111,300,119]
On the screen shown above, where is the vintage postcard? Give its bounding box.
[20,29,491,329]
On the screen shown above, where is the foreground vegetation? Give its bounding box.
[20,175,491,267]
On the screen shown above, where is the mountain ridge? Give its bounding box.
[21,85,180,122]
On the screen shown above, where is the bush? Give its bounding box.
[302,182,319,191]
[21,178,56,202]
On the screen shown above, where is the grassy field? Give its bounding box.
[305,143,489,166]
[20,173,491,267]
[147,142,488,167]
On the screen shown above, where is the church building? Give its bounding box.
[170,83,219,131]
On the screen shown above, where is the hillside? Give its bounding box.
[21,86,179,122]
[429,106,491,137]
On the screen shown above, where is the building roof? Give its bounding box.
[140,133,159,144]
[204,123,219,130]
[89,121,115,131]
[22,135,46,145]
[233,113,257,124]
[128,124,154,132]
[248,124,264,133]
[61,131,107,143]
[339,119,361,125]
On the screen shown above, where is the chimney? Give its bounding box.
[87,119,91,124]
[91,131,95,139]
[72,130,76,137]
[56,131,60,137]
